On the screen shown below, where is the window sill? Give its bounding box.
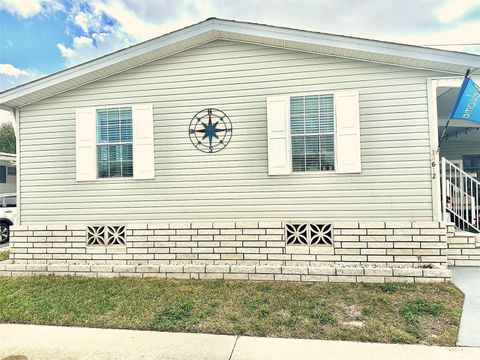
[289,170,336,175]
[77,177,139,183]
[96,177,135,181]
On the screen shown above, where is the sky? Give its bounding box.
[0,0,480,123]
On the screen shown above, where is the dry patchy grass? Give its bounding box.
[0,276,463,346]
[0,251,9,262]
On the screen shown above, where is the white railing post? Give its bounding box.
[441,157,447,223]
[471,196,476,227]
[443,157,480,232]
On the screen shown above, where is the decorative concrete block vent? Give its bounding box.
[87,226,127,246]
[1,221,451,283]
[285,223,333,245]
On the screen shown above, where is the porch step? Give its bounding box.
[446,223,480,265]
[454,230,476,238]
[452,230,480,247]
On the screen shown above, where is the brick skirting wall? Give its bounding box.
[0,221,451,283]
[0,262,451,283]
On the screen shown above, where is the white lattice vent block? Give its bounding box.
[285,223,333,246]
[87,225,126,246]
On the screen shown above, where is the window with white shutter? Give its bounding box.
[266,91,361,175]
[75,104,155,181]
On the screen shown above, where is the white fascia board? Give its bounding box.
[0,104,14,111]
[214,20,480,69]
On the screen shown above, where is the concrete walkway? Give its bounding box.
[0,324,479,360]
[451,267,480,347]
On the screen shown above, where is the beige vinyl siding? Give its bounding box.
[19,40,443,223]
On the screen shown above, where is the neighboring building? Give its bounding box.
[0,18,479,281]
[0,153,16,194]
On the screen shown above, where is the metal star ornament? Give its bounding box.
[188,108,232,153]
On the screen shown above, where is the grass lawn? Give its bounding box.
[0,276,463,346]
[0,251,9,262]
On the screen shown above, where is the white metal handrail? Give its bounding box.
[441,157,480,232]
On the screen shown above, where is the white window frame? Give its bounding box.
[95,105,135,181]
[287,91,337,175]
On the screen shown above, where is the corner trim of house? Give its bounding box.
[427,78,441,221]
[14,107,20,226]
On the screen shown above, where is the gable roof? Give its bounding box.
[1,17,480,109]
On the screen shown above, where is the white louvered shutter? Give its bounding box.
[132,103,155,179]
[75,107,97,181]
[335,91,361,173]
[267,95,291,175]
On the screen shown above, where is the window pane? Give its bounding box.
[119,107,132,125]
[122,144,133,161]
[97,145,108,162]
[109,145,123,162]
[97,126,108,143]
[290,115,304,134]
[320,134,335,171]
[107,108,119,127]
[0,166,5,184]
[291,137,305,155]
[98,161,109,178]
[319,95,334,133]
[306,154,320,171]
[290,96,304,134]
[305,136,319,154]
[108,125,121,142]
[292,155,305,172]
[304,96,319,133]
[122,161,133,177]
[109,162,122,177]
[97,110,108,127]
[290,94,335,172]
[121,124,132,142]
[96,107,133,178]
[4,196,16,207]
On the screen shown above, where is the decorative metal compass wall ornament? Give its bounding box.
[189,108,232,153]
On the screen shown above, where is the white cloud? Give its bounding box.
[90,0,213,41]
[375,20,480,53]
[74,12,90,33]
[57,32,133,67]
[435,0,479,23]
[0,0,42,17]
[0,64,28,77]
[0,64,43,91]
[73,35,93,47]
[0,0,63,18]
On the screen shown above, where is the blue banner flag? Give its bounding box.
[450,77,480,123]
